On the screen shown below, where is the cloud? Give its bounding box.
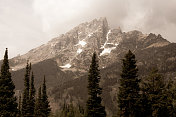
[121,0,176,42]
[0,0,48,58]
[33,0,129,36]
[33,0,176,42]
[0,0,176,58]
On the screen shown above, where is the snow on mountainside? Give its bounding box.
[9,17,108,71]
[5,17,176,116]
[8,17,170,73]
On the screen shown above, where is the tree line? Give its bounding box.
[0,48,51,117]
[118,50,176,117]
[1,48,176,117]
[56,50,176,117]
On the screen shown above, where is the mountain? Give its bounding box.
[5,17,176,116]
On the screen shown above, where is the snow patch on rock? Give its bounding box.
[115,43,119,46]
[107,43,114,45]
[75,40,87,47]
[79,40,87,47]
[100,30,117,56]
[88,33,93,37]
[60,64,71,68]
[77,48,83,54]
[101,30,111,49]
[100,47,116,56]
[12,68,15,71]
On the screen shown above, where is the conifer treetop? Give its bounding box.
[0,48,18,116]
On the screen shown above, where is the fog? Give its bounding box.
[0,0,176,58]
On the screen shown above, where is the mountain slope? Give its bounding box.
[5,17,176,116]
[50,43,176,116]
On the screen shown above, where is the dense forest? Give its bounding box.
[0,48,176,117]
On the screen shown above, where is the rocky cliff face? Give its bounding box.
[10,18,108,71]
[7,17,175,116]
[9,17,169,72]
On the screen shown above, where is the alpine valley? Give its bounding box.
[2,18,176,116]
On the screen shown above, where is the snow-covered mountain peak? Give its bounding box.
[9,17,170,71]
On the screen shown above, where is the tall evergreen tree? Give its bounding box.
[60,103,84,117]
[41,76,51,117]
[141,68,174,117]
[0,48,18,116]
[34,86,43,116]
[61,103,75,117]
[85,52,106,117]
[118,50,140,117]
[28,71,36,116]
[78,105,85,116]
[164,77,175,116]
[22,62,31,116]
[17,94,22,117]
[138,88,152,117]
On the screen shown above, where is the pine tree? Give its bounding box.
[17,94,22,117]
[118,50,140,117]
[141,68,174,117]
[67,104,75,117]
[34,86,43,116]
[85,52,106,117]
[59,103,84,117]
[78,105,84,116]
[28,71,35,116]
[0,48,18,116]
[41,76,51,117]
[60,102,69,117]
[165,77,175,116]
[171,79,176,115]
[139,86,152,117]
[22,62,31,116]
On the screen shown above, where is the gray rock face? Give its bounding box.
[10,17,108,71]
[9,17,169,72]
[8,17,175,116]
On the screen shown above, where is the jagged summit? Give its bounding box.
[6,17,176,117]
[10,17,110,70]
[9,17,169,71]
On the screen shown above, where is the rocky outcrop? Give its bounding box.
[6,17,175,116]
[9,17,169,72]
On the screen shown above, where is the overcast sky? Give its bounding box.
[0,0,176,59]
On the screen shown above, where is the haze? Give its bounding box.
[0,0,176,58]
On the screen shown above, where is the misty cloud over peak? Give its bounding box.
[0,0,176,58]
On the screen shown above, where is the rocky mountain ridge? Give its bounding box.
[4,17,175,116]
[9,17,169,72]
